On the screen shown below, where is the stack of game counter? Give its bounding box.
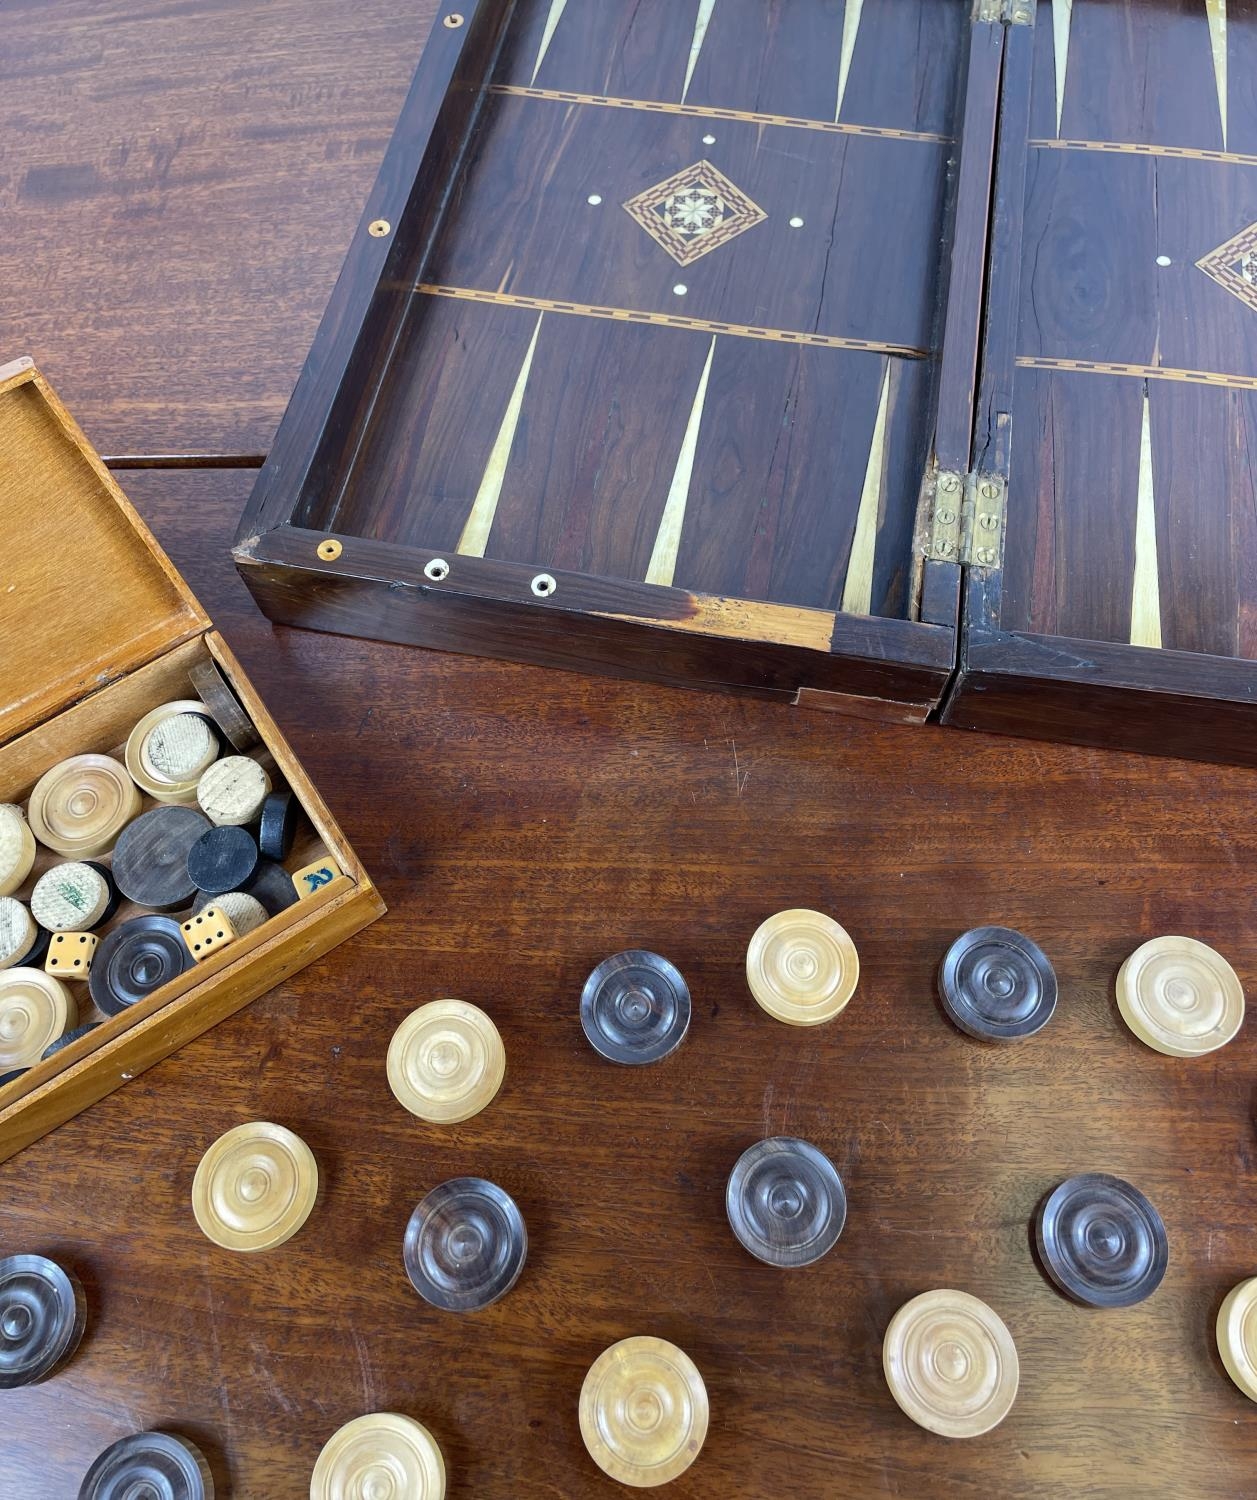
[0,675,340,1088]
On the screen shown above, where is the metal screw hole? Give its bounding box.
[424,558,450,582]
[368,219,391,238]
[317,539,343,561]
[531,573,557,598]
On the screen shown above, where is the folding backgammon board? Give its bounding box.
[235,0,1257,765]
[0,359,384,1165]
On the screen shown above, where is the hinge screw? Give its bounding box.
[935,540,956,557]
[979,481,1001,500]
[936,507,957,525]
[977,513,998,532]
[976,547,997,565]
[938,474,960,493]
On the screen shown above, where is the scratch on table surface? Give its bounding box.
[728,735,749,796]
[252,1342,299,1416]
[105,1383,143,1437]
[203,1280,238,1445]
[877,1453,909,1495]
[762,1080,776,1135]
[353,1326,376,1407]
[1206,809,1241,869]
[782,1053,816,1132]
[694,1322,777,1376]
[522,1154,566,1192]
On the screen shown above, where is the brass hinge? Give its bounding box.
[973,0,1033,21]
[928,470,965,562]
[963,472,1006,567]
[926,469,1006,568]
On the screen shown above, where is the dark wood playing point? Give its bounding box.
[6,2,1257,1497]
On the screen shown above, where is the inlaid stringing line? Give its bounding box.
[645,337,716,588]
[1130,391,1162,649]
[1031,138,1257,168]
[1016,355,1257,392]
[683,0,717,104]
[416,284,930,358]
[1052,0,1073,137]
[488,86,950,144]
[1206,0,1228,150]
[457,312,544,556]
[530,0,569,88]
[840,360,889,616]
[835,0,864,123]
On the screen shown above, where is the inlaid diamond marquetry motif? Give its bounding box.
[1197,219,1257,316]
[623,160,767,267]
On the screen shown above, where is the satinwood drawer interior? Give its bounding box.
[0,358,385,1165]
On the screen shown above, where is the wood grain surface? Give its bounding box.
[238,0,973,721]
[3,467,1257,1497]
[297,0,965,623]
[7,3,1257,1495]
[0,0,435,460]
[998,0,1257,656]
[947,0,1257,763]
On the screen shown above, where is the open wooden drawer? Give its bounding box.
[0,358,385,1165]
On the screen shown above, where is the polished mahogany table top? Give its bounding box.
[5,4,1257,1496]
